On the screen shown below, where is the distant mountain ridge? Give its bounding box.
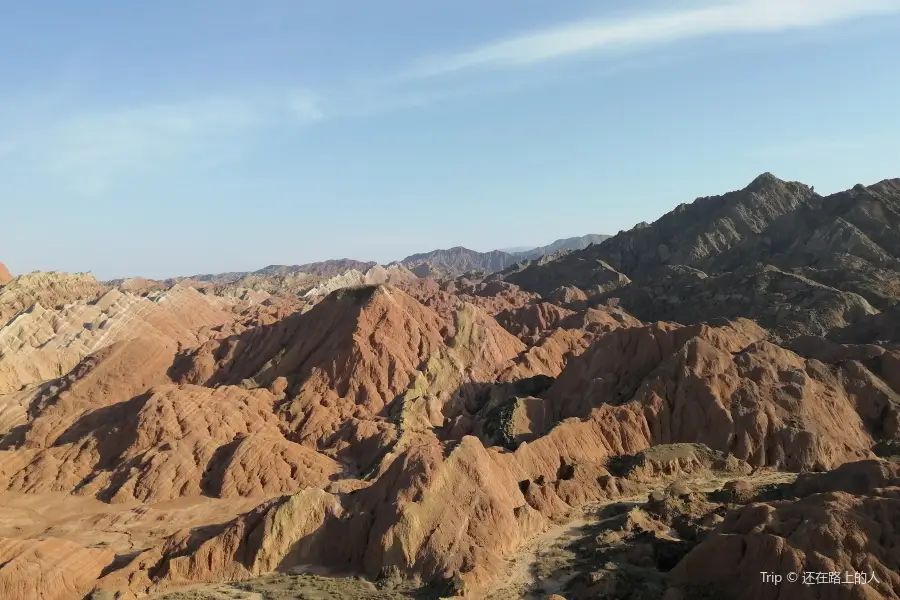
[396,233,610,277]
[516,234,611,261]
[180,259,377,284]
[397,247,517,277]
[171,234,610,284]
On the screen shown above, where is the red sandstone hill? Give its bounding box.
[543,319,900,471]
[172,284,531,472]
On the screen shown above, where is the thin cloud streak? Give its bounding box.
[1,91,323,195]
[286,89,325,124]
[410,0,900,77]
[49,100,258,191]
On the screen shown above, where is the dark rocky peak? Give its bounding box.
[870,178,900,195]
[595,175,815,274]
[745,171,783,191]
[498,175,821,297]
[742,172,815,204]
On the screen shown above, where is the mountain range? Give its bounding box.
[1,174,899,600]
[164,233,610,285]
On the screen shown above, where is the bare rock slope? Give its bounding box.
[504,175,900,343]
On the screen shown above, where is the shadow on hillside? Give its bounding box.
[168,307,309,388]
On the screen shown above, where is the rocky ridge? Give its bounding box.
[503,175,900,345]
[397,234,610,279]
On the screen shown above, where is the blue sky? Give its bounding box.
[3,0,900,280]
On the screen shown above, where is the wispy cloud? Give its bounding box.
[47,100,259,194]
[409,0,900,77]
[1,91,323,195]
[286,89,325,124]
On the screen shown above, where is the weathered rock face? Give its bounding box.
[357,436,546,588]
[0,286,233,394]
[126,488,346,595]
[595,262,878,341]
[668,461,900,600]
[712,179,900,294]
[522,457,899,600]
[404,278,540,319]
[830,304,900,345]
[101,436,753,597]
[458,280,540,316]
[0,271,108,327]
[172,285,530,472]
[548,285,589,307]
[507,174,816,290]
[506,256,632,299]
[613,173,819,274]
[495,302,640,346]
[496,302,578,341]
[546,319,897,471]
[0,537,114,600]
[606,443,752,483]
[0,263,12,285]
[297,264,418,299]
[363,264,419,286]
[504,176,900,345]
[546,319,769,417]
[0,336,177,449]
[0,382,340,504]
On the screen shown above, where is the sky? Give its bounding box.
[2,0,900,280]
